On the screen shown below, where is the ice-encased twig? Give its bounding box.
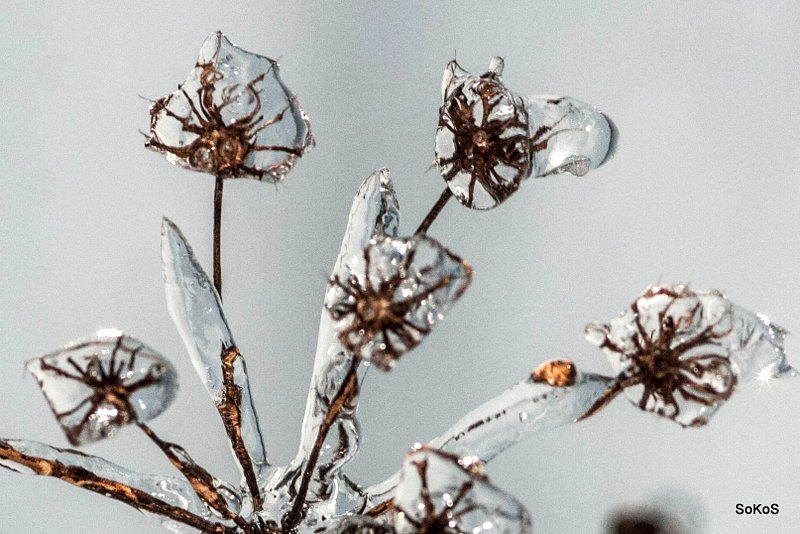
[138,423,243,522]
[0,438,228,533]
[283,169,399,513]
[364,369,613,505]
[161,218,268,511]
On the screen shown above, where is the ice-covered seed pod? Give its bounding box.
[435,57,616,209]
[582,284,797,426]
[26,330,177,446]
[325,235,473,370]
[146,31,313,182]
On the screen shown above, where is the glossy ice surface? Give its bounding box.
[147,32,313,181]
[435,57,616,209]
[26,331,177,445]
[326,235,473,370]
[584,284,797,426]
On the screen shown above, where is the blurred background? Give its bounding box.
[1,2,798,532]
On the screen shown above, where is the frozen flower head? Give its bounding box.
[583,284,796,427]
[26,330,177,445]
[393,446,532,534]
[326,235,473,370]
[435,57,616,209]
[146,31,313,182]
[435,58,531,210]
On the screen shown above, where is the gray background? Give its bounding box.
[1,2,798,533]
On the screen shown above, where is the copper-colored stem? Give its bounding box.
[213,175,224,299]
[138,423,250,528]
[0,440,232,533]
[415,187,453,235]
[283,358,360,530]
[219,346,265,513]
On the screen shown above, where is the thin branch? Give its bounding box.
[213,175,224,299]
[415,188,453,235]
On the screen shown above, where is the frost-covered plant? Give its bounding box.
[0,32,794,534]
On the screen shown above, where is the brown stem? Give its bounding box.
[283,358,360,530]
[213,175,224,299]
[138,423,247,526]
[0,440,232,533]
[415,188,453,235]
[220,347,265,513]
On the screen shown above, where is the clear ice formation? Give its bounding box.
[161,217,270,509]
[325,235,473,370]
[288,168,401,511]
[435,57,617,209]
[0,438,218,532]
[146,31,313,181]
[3,174,797,534]
[584,284,798,427]
[26,331,177,445]
[392,447,532,534]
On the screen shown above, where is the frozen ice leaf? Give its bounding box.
[364,363,612,506]
[430,363,612,461]
[26,330,177,446]
[161,217,268,510]
[582,284,797,427]
[146,31,313,182]
[282,169,401,515]
[392,447,531,534]
[434,57,615,209]
[0,438,226,533]
[326,235,473,370]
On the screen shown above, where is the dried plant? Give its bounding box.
[0,32,794,534]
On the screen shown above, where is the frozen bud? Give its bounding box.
[532,359,577,387]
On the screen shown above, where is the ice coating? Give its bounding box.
[26,331,177,446]
[392,447,532,534]
[326,235,473,370]
[146,31,313,181]
[0,438,225,532]
[282,169,401,516]
[584,284,797,427]
[434,57,615,209]
[161,217,268,507]
[431,369,613,461]
[364,367,612,505]
[525,94,616,177]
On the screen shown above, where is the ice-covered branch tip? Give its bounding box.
[582,283,797,426]
[161,217,268,509]
[146,31,313,182]
[292,168,400,491]
[435,57,617,209]
[326,235,473,370]
[26,330,177,446]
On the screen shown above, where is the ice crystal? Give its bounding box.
[26,331,177,446]
[146,32,313,181]
[435,57,616,209]
[582,284,797,426]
